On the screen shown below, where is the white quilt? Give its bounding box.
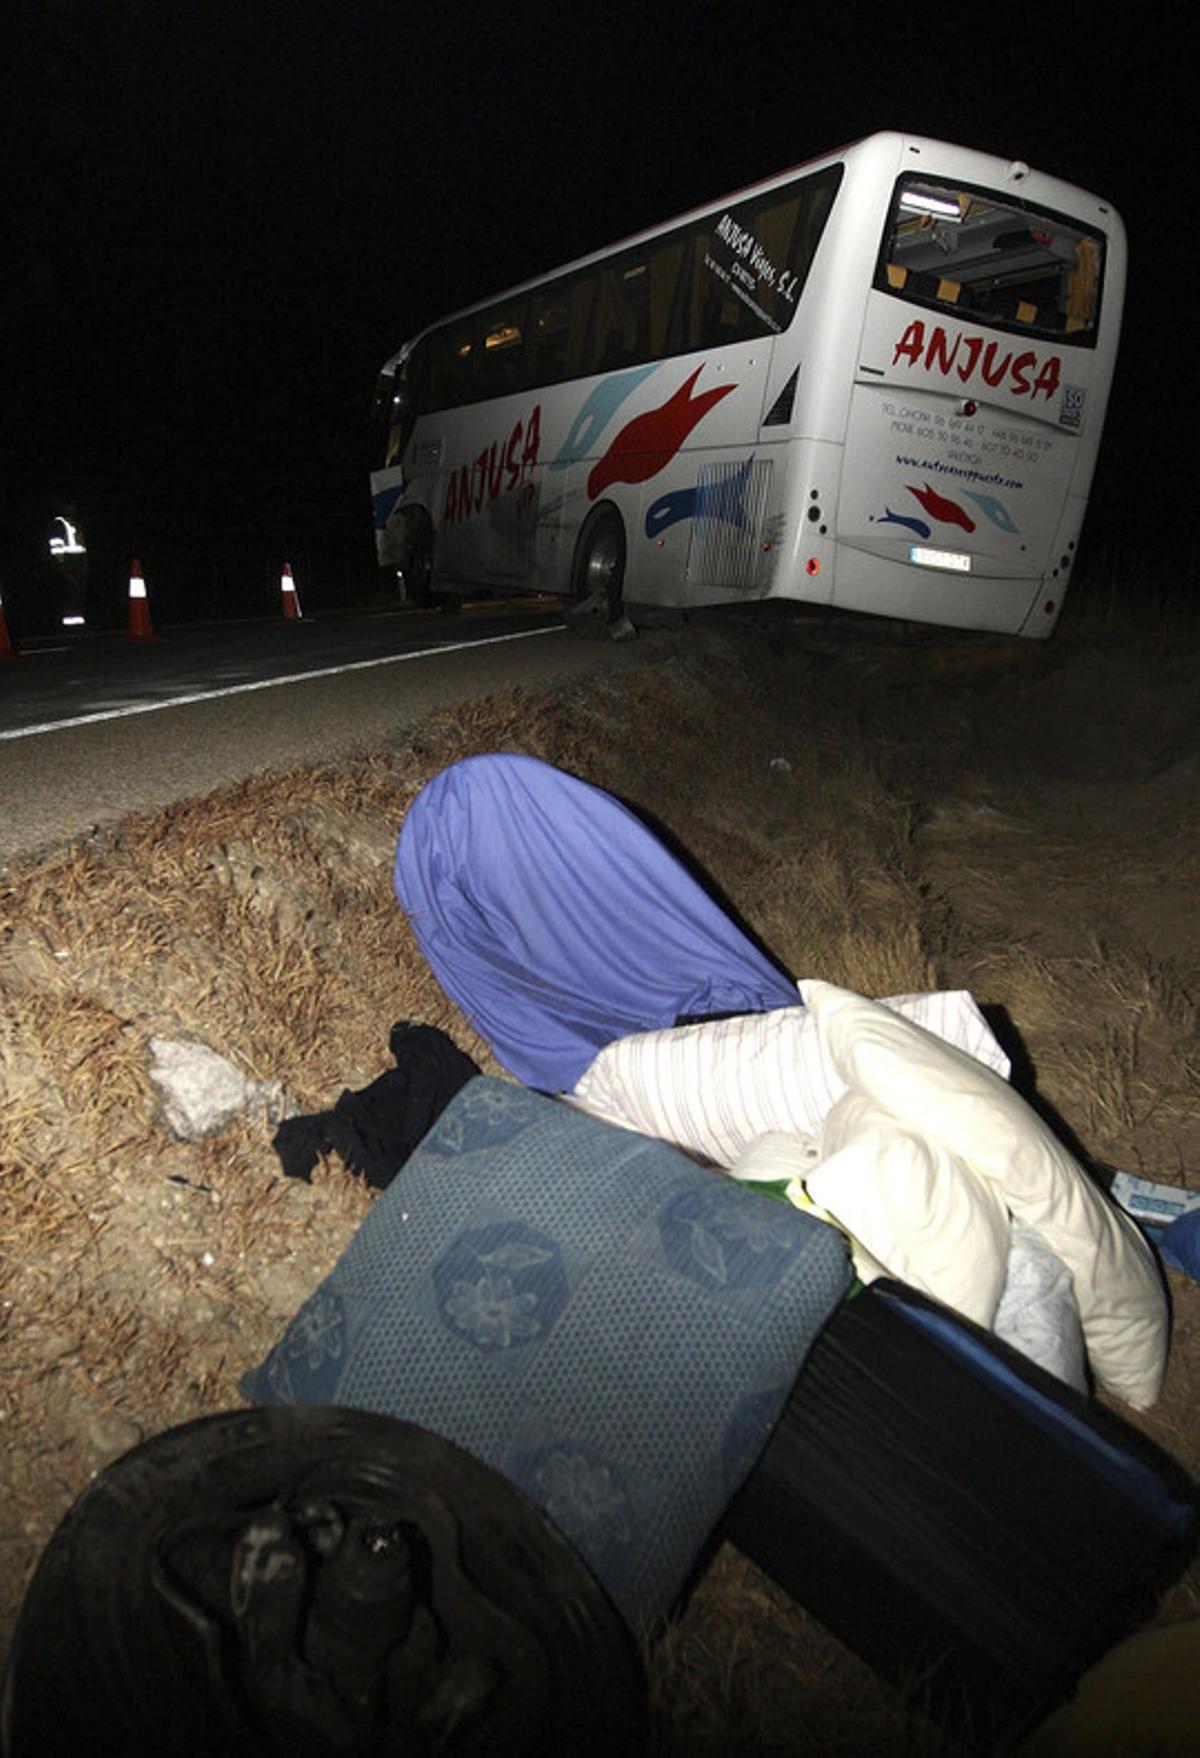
[570,981,1167,1409]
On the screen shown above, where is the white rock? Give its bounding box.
[148,1036,296,1141]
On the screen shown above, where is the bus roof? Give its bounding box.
[380,131,1117,373]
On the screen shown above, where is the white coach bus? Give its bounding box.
[370,132,1124,637]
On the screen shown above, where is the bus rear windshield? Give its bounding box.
[876,174,1105,345]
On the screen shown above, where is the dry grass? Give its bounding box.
[0,602,1197,1752]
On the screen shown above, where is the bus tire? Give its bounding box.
[399,512,435,607]
[565,506,626,638]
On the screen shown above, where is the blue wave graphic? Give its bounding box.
[878,508,931,540]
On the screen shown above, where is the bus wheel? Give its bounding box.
[399,513,435,607]
[565,507,626,638]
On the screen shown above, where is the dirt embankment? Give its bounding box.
[1,598,1197,1753]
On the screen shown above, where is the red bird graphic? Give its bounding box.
[588,367,736,499]
[908,482,976,533]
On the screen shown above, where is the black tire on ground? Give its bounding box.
[563,506,626,638]
[399,512,435,607]
[3,1406,647,1756]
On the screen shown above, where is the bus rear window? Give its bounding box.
[876,175,1105,345]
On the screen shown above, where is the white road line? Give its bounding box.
[0,626,561,743]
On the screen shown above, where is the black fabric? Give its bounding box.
[272,1023,480,1190]
[723,1280,1197,1746]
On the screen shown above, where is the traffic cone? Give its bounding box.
[280,562,302,619]
[0,592,16,659]
[127,557,154,641]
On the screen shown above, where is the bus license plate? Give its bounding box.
[909,545,971,573]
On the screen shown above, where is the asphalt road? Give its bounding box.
[0,601,651,865]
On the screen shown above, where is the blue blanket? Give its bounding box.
[246,1078,850,1624]
[392,755,799,1092]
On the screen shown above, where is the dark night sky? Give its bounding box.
[4,0,1196,613]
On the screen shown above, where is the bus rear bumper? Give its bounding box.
[828,545,1054,637]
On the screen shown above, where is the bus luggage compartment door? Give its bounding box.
[833,376,1076,636]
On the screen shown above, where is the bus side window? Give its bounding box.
[679,228,720,352]
[428,320,476,410]
[682,224,757,352]
[646,236,686,356]
[754,192,802,293]
[530,273,597,387]
[478,300,530,400]
[677,166,843,354]
[590,259,646,371]
[563,273,596,381]
[530,288,571,384]
[785,169,841,295]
